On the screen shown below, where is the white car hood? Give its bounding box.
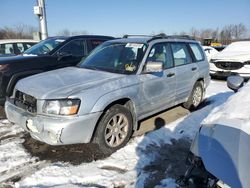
[15,67,126,99]
[212,51,250,62]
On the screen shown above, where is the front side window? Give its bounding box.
[58,39,86,56]
[189,43,204,61]
[24,38,66,55]
[79,42,147,74]
[171,43,192,66]
[147,43,174,69]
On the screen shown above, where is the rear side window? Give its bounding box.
[90,40,105,49]
[0,43,15,55]
[16,43,25,54]
[189,43,204,61]
[171,43,192,66]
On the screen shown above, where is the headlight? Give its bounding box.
[43,99,80,115]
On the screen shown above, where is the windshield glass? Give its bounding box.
[24,38,66,55]
[79,42,147,74]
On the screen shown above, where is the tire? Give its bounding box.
[183,81,204,110]
[93,104,133,155]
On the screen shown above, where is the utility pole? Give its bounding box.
[33,0,48,40]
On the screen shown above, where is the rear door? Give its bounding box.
[170,42,198,103]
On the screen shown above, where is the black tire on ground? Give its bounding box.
[183,81,204,110]
[93,104,133,155]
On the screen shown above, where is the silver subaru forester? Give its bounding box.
[5,34,210,154]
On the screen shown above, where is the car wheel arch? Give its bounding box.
[90,97,138,142]
[183,78,205,110]
[6,70,43,96]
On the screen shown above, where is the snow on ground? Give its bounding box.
[0,80,233,188]
[0,120,37,174]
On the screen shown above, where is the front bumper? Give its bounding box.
[210,63,250,78]
[5,100,102,145]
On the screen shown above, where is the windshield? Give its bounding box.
[79,42,147,74]
[24,38,66,55]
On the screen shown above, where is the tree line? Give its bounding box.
[177,23,249,45]
[0,24,37,39]
[1,23,249,45]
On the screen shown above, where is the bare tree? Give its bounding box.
[56,29,88,36]
[232,23,247,39]
[0,24,37,39]
[190,27,200,40]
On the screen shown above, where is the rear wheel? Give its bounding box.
[93,104,133,155]
[183,81,204,110]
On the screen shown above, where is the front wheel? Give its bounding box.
[183,81,204,110]
[93,104,133,155]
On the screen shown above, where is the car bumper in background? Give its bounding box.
[5,100,102,145]
[210,63,250,78]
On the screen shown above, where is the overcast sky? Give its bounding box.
[0,0,250,37]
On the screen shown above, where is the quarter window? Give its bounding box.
[189,43,204,61]
[171,43,192,66]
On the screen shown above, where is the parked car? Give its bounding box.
[5,34,210,154]
[0,35,114,105]
[202,46,218,61]
[0,39,38,57]
[209,41,250,79]
[179,75,249,188]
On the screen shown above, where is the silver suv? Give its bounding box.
[5,34,210,154]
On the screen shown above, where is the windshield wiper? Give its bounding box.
[82,66,102,71]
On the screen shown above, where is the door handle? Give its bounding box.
[191,67,197,71]
[167,73,175,77]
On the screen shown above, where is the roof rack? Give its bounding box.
[122,34,151,38]
[147,33,195,42]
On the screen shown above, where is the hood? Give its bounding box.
[15,67,127,99]
[211,51,250,63]
[191,81,250,188]
[0,54,46,65]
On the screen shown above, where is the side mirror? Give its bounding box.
[57,51,72,61]
[227,75,244,92]
[145,61,163,73]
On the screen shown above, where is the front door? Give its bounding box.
[138,43,176,118]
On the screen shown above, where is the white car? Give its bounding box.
[202,46,218,61]
[0,39,38,56]
[209,41,250,78]
[179,75,250,188]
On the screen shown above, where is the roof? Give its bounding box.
[105,34,197,44]
[0,39,39,44]
[52,35,115,40]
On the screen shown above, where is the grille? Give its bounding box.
[14,90,37,113]
[215,61,243,70]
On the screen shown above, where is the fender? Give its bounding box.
[91,87,140,130]
[6,70,43,96]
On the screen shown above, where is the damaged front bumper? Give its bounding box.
[5,99,102,145]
